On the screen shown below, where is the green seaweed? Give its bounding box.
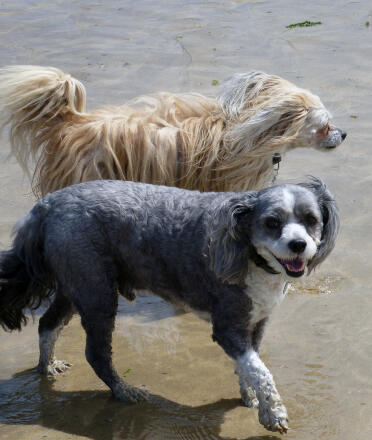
[211,79,219,86]
[123,368,131,376]
[286,21,322,29]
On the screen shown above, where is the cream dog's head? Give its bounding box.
[219,71,346,154]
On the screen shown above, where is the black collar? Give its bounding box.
[250,245,281,275]
[272,153,282,165]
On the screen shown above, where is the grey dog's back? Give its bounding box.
[39,180,214,245]
[39,179,218,258]
[23,180,235,309]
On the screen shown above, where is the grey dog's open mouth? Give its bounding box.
[276,257,306,277]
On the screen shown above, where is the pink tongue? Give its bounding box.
[284,258,304,271]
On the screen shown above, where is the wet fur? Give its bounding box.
[0,66,345,196]
[0,207,52,331]
[0,178,339,433]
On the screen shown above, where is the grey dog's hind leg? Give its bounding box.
[78,286,149,403]
[37,292,74,375]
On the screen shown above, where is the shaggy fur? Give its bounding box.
[0,178,339,433]
[0,66,346,196]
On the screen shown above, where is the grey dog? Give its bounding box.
[0,178,339,433]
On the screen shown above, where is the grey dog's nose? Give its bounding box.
[341,131,347,140]
[288,239,307,253]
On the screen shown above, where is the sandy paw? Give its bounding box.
[38,359,72,376]
[258,401,289,434]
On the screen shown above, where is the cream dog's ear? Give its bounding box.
[224,97,309,158]
[218,71,270,119]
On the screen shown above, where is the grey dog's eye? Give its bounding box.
[265,217,281,229]
[305,214,318,227]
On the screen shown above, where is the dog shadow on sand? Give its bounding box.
[0,368,281,440]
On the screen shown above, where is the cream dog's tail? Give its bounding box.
[0,65,86,177]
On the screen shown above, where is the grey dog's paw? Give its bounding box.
[38,359,72,376]
[258,400,289,434]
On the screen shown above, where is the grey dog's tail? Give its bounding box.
[0,204,52,331]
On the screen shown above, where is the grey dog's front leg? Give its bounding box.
[235,348,288,433]
[212,303,288,433]
[236,317,269,408]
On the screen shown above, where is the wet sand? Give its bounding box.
[0,1,372,439]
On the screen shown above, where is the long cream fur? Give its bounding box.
[0,66,336,196]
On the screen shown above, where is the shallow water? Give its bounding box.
[0,1,372,439]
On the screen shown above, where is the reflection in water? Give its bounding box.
[116,294,183,355]
[288,362,339,439]
[288,274,346,295]
[0,292,343,440]
[0,369,279,440]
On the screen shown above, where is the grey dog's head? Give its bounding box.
[208,177,339,284]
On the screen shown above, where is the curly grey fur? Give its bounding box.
[208,193,257,284]
[0,205,53,331]
[298,177,340,272]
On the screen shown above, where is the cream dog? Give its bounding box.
[0,66,346,196]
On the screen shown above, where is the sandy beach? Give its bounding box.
[0,1,371,439]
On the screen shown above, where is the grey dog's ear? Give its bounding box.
[208,193,257,284]
[299,177,340,273]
